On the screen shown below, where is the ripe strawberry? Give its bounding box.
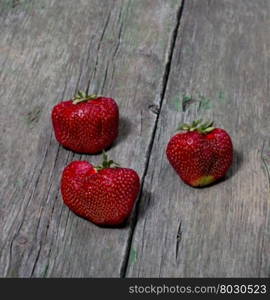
[52,91,119,154]
[166,120,233,187]
[61,153,140,226]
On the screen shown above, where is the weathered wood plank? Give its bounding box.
[126,0,270,277]
[0,0,182,277]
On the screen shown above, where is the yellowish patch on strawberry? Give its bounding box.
[191,175,215,187]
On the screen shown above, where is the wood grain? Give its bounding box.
[0,0,183,277]
[126,0,270,277]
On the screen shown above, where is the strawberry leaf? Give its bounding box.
[72,90,100,104]
[177,120,215,134]
[95,151,120,171]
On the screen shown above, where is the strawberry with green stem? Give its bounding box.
[166,120,233,187]
[61,152,140,226]
[52,91,119,154]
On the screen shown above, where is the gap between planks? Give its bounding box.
[120,0,186,278]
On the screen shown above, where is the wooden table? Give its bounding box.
[0,0,269,277]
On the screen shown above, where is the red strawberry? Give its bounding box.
[52,91,119,154]
[166,120,233,187]
[61,153,140,225]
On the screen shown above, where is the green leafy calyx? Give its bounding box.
[72,91,100,104]
[178,120,215,134]
[95,151,120,171]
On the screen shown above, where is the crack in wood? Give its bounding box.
[148,104,159,115]
[120,0,186,278]
[101,62,109,93]
[112,7,124,62]
[29,145,61,277]
[175,221,182,263]
[41,192,59,278]
[86,10,112,94]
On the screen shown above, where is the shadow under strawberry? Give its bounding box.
[114,116,132,146]
[225,149,243,180]
[60,144,116,156]
[72,211,131,229]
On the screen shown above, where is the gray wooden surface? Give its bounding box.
[0,0,269,277]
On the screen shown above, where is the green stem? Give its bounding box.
[95,151,120,171]
[177,119,215,134]
[72,91,100,104]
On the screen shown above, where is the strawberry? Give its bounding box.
[61,153,140,226]
[166,120,233,187]
[52,91,119,154]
